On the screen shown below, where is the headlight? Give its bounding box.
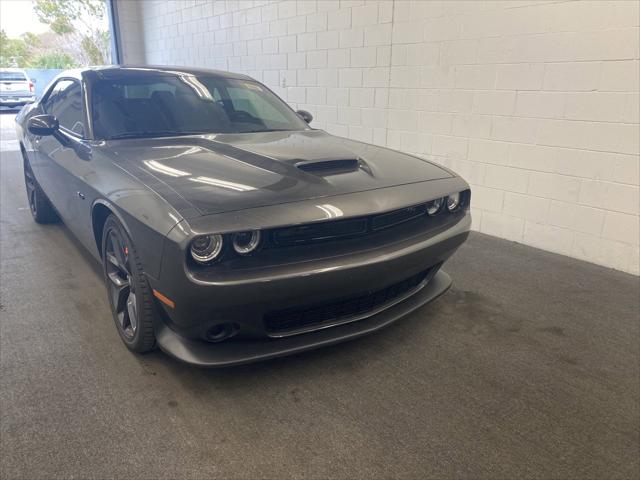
[232,230,261,255]
[190,234,223,263]
[447,192,462,212]
[427,197,444,216]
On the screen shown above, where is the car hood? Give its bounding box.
[100,130,452,217]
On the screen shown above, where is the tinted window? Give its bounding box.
[226,85,291,125]
[0,71,27,81]
[42,81,64,113]
[45,80,85,137]
[91,74,308,140]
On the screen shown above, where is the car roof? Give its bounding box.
[68,65,254,82]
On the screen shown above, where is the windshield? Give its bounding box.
[91,74,309,139]
[0,71,27,81]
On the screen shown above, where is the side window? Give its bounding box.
[44,80,85,137]
[42,82,64,113]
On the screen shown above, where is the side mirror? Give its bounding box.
[296,109,313,124]
[27,114,59,136]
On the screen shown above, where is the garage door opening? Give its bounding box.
[0,0,117,99]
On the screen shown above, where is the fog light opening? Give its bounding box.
[204,323,239,343]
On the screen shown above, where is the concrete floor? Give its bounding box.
[1,111,638,479]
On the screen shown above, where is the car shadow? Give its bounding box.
[135,295,444,396]
[55,219,105,279]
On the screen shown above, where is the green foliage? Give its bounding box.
[33,0,104,35]
[31,52,77,68]
[1,1,110,68]
[80,36,101,65]
[0,30,30,67]
[0,29,78,68]
[33,0,110,65]
[22,32,42,50]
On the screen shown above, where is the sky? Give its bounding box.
[0,0,50,38]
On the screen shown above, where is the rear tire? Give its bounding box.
[23,157,59,224]
[101,214,156,353]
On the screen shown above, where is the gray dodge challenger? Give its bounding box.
[16,66,471,366]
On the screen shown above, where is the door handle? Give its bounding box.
[77,191,85,200]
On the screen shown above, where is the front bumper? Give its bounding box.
[156,269,452,366]
[149,207,471,367]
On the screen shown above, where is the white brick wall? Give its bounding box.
[116,0,640,275]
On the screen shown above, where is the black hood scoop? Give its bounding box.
[295,158,361,176]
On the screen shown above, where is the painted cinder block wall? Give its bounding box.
[116,0,640,275]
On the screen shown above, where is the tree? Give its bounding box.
[0,30,30,67]
[0,29,79,68]
[33,0,110,65]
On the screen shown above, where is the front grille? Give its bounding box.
[270,204,426,247]
[264,268,433,336]
[371,203,428,230]
[268,192,469,248]
[272,217,368,246]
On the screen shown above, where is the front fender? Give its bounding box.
[87,151,185,280]
[91,196,181,282]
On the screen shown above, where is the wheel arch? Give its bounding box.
[19,141,30,165]
[90,199,166,281]
[91,200,132,259]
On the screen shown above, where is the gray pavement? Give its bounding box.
[1,110,638,479]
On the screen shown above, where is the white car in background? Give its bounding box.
[0,69,36,110]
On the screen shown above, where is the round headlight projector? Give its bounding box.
[232,230,261,255]
[427,197,444,216]
[447,192,462,212]
[190,234,223,263]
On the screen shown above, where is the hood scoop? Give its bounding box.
[295,158,361,176]
[104,129,453,217]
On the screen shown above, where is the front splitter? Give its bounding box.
[155,270,452,367]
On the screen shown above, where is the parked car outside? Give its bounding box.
[0,69,36,110]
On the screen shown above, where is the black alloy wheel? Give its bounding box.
[105,227,138,338]
[102,215,156,352]
[23,157,59,223]
[24,161,37,215]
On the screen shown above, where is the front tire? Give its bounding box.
[23,158,59,224]
[101,215,156,353]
